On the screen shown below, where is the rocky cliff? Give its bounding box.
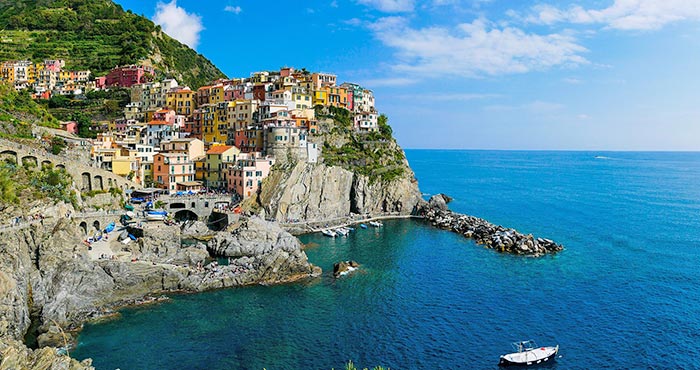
[259,161,422,223]
[0,211,318,367]
[257,111,425,225]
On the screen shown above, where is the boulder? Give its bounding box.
[333,260,360,278]
[428,194,449,211]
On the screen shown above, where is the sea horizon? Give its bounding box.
[405,148,700,153]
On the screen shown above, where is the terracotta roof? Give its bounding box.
[147,120,170,125]
[206,145,234,155]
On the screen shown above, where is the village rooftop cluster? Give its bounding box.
[0,61,379,198]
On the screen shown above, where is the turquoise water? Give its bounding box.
[73,151,700,369]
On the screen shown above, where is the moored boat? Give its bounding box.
[360,224,368,229]
[369,221,383,227]
[498,340,558,367]
[322,229,336,238]
[146,210,167,221]
[335,227,350,236]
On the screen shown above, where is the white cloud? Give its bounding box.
[344,18,363,26]
[357,0,414,13]
[563,77,583,84]
[521,0,700,30]
[153,1,204,49]
[224,5,242,15]
[369,17,588,78]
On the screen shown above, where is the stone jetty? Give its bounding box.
[423,194,563,256]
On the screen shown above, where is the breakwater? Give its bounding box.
[423,195,563,256]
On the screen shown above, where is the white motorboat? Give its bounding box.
[369,221,383,227]
[498,340,558,367]
[335,227,350,236]
[322,229,336,238]
[146,210,167,221]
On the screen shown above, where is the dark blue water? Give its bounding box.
[73,151,700,369]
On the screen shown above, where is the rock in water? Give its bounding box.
[333,260,360,278]
[428,194,450,211]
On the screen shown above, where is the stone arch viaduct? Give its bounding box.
[0,140,138,192]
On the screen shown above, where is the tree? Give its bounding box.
[50,137,66,155]
[378,114,392,138]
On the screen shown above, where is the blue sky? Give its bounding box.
[115,0,700,150]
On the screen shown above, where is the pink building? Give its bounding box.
[104,65,155,88]
[95,76,106,90]
[153,109,177,124]
[44,59,64,72]
[227,156,275,198]
[60,121,78,134]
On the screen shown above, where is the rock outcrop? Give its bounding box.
[422,195,563,256]
[258,161,424,223]
[0,339,93,370]
[0,213,320,362]
[333,261,360,278]
[207,217,321,284]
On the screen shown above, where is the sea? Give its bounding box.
[72,150,700,369]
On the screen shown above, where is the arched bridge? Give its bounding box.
[156,195,236,220]
[0,139,138,192]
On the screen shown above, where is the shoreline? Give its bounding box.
[281,214,424,235]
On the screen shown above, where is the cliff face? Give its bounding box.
[259,161,423,223]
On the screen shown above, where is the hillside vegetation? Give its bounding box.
[0,82,59,139]
[0,0,226,88]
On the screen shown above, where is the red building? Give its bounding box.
[104,65,154,88]
[233,129,263,153]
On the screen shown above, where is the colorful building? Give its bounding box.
[153,153,195,193]
[204,145,240,189]
[104,65,155,88]
[227,156,275,198]
[166,87,195,116]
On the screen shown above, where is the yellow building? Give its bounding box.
[291,87,313,110]
[193,155,206,183]
[204,145,240,189]
[199,104,217,143]
[313,89,327,107]
[209,84,225,105]
[213,102,230,144]
[166,87,195,116]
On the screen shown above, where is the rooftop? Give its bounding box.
[206,145,234,155]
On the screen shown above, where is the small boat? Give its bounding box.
[146,210,167,221]
[369,221,383,227]
[498,340,558,367]
[346,227,355,232]
[103,222,115,233]
[335,228,350,236]
[322,229,336,238]
[360,224,368,229]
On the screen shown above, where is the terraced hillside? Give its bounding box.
[0,0,226,88]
